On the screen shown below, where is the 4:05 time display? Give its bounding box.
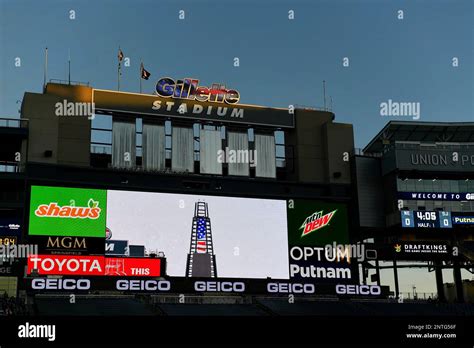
[401,210,452,229]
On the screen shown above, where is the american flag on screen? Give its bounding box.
[196,218,207,253]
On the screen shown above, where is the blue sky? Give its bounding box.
[0,0,473,292]
[1,0,472,148]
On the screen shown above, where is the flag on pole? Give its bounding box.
[118,47,124,90]
[140,63,151,80]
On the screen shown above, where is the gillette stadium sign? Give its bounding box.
[155,78,240,105]
[152,77,243,120]
[93,77,294,127]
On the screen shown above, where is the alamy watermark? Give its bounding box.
[18,322,56,341]
[55,99,95,120]
[380,99,420,120]
[217,147,257,167]
[0,244,38,264]
[324,242,367,262]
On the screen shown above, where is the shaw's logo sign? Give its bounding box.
[156,77,240,105]
[35,199,101,219]
[299,210,336,237]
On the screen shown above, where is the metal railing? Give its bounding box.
[358,141,474,159]
[354,148,383,157]
[0,161,21,173]
[294,104,332,112]
[386,141,474,152]
[49,79,90,87]
[398,292,438,301]
[91,145,112,155]
[0,117,28,128]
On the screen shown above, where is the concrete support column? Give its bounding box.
[434,260,446,302]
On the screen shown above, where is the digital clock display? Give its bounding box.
[416,211,437,221]
[401,211,452,229]
[0,236,17,245]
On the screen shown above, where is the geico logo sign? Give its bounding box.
[0,267,12,274]
[336,284,381,296]
[194,281,245,292]
[46,237,87,249]
[32,278,91,290]
[35,201,101,219]
[267,282,315,294]
[116,280,171,291]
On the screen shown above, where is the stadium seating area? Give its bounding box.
[157,304,269,316]
[34,295,154,316]
[262,298,474,316]
[0,294,27,316]
[31,294,474,316]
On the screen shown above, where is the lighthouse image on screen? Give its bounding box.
[106,190,290,279]
[185,201,217,278]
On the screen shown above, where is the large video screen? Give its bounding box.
[27,185,350,282]
[106,190,289,279]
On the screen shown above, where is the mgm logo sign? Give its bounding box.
[45,236,87,254]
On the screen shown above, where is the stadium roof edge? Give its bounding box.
[45,82,333,113]
[363,120,474,153]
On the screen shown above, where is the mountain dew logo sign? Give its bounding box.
[287,199,349,247]
[29,186,106,237]
[299,210,337,237]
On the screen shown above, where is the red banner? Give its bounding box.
[27,255,161,277]
[105,257,161,276]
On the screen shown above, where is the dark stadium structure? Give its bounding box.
[0,81,473,318]
[352,121,474,303]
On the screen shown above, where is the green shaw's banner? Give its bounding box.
[29,186,106,237]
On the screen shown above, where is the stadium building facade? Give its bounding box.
[0,80,356,302]
[1,80,472,307]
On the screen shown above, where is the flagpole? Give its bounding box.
[68,48,71,85]
[43,47,48,91]
[140,60,142,94]
[118,46,121,91]
[323,80,326,111]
